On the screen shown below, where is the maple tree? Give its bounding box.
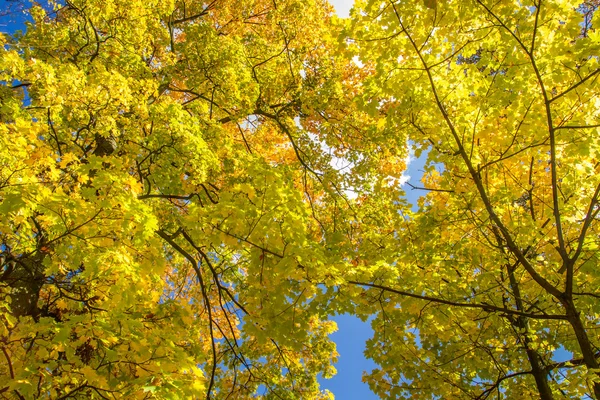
[2,0,600,399]
[339,0,600,399]
[0,0,403,397]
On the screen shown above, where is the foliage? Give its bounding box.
[342,0,600,399]
[0,0,402,397]
[2,0,600,399]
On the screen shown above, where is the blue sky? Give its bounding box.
[321,152,429,399]
[319,3,434,398]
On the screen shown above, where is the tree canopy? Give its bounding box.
[0,0,599,399]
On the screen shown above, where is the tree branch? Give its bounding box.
[347,280,568,320]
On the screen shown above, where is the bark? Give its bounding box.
[508,266,554,400]
[561,297,600,399]
[1,253,45,319]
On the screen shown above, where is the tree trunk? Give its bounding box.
[2,253,45,319]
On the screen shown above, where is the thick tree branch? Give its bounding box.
[347,280,567,321]
[156,229,217,398]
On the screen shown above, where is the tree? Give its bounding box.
[0,0,408,397]
[4,0,599,399]
[340,0,600,398]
